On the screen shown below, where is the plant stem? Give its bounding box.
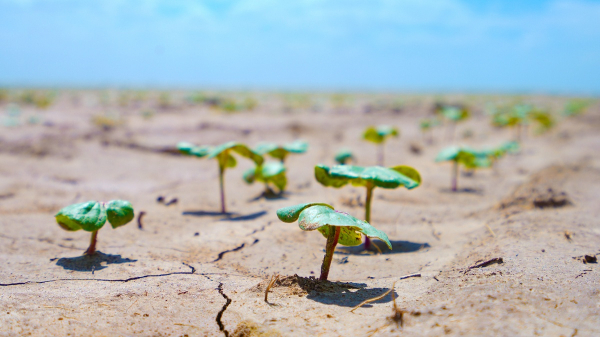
[84,230,98,255]
[452,160,458,192]
[320,226,341,281]
[219,165,226,214]
[364,184,374,250]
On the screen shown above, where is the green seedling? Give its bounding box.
[491,104,555,141]
[437,105,470,141]
[563,100,590,117]
[276,203,392,280]
[243,161,287,196]
[362,125,399,166]
[420,118,441,144]
[177,141,263,213]
[55,200,134,255]
[254,140,308,163]
[436,147,491,191]
[315,164,420,251]
[334,149,354,165]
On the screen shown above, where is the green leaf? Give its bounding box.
[442,106,469,122]
[389,165,422,186]
[334,149,354,165]
[283,140,308,153]
[177,142,211,157]
[106,200,135,229]
[254,141,308,160]
[254,142,278,155]
[270,173,287,191]
[244,162,288,191]
[243,167,255,184]
[316,164,420,190]
[55,201,106,232]
[362,125,399,144]
[177,142,195,155]
[209,141,264,165]
[294,205,392,249]
[435,147,461,162]
[276,203,334,223]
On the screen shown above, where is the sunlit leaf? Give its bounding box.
[55,201,106,232]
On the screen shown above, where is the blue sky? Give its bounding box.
[1,0,599,94]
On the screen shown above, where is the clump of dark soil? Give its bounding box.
[498,165,575,210]
[252,274,361,296]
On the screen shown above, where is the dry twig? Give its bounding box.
[264,274,279,304]
[350,273,421,312]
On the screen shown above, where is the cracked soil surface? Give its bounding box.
[1,92,599,336]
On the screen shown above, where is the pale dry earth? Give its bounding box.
[1,92,599,336]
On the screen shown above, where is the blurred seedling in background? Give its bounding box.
[419,118,441,145]
[92,112,124,131]
[491,103,555,141]
[244,161,287,197]
[362,125,399,166]
[435,104,470,141]
[334,148,355,165]
[19,90,55,109]
[178,141,263,214]
[562,99,590,117]
[315,164,420,251]
[436,146,494,191]
[276,203,391,281]
[55,200,134,255]
[254,140,308,163]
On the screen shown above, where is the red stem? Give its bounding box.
[320,226,341,281]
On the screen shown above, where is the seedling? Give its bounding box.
[435,147,488,191]
[243,161,287,196]
[276,203,392,280]
[362,125,399,166]
[419,118,441,144]
[491,104,555,141]
[55,200,134,255]
[334,149,354,165]
[315,164,421,250]
[254,140,308,163]
[563,100,590,117]
[437,105,469,141]
[177,141,263,213]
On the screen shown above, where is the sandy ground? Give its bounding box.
[1,92,599,336]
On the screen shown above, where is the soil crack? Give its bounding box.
[216,282,232,337]
[213,243,246,262]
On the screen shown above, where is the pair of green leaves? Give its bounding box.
[254,140,308,161]
[55,200,134,232]
[436,105,470,122]
[243,161,287,191]
[177,141,264,169]
[362,125,399,144]
[435,146,482,168]
[276,203,392,249]
[315,164,421,190]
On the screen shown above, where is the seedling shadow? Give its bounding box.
[335,240,430,255]
[56,251,137,272]
[439,187,483,195]
[306,284,397,307]
[182,210,236,217]
[249,191,288,202]
[219,210,267,222]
